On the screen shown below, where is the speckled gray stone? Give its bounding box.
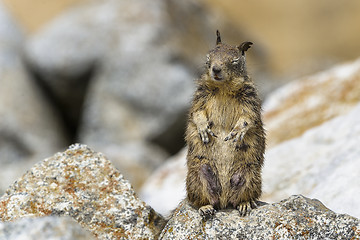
[160,195,360,239]
[0,144,164,239]
[0,216,95,240]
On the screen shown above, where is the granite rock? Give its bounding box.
[0,216,95,240]
[160,195,360,239]
[0,144,164,239]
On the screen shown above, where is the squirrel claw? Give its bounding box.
[199,130,209,144]
[238,200,257,217]
[207,129,217,138]
[199,127,217,144]
[199,205,216,219]
[224,130,245,143]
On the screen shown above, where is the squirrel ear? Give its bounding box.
[238,42,253,55]
[216,30,222,45]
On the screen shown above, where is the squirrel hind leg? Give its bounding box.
[200,164,221,207]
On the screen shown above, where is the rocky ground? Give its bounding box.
[0,0,360,238]
[1,144,359,239]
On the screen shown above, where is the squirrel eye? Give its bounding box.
[232,57,239,65]
[206,55,210,65]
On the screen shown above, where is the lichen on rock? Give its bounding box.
[0,143,164,239]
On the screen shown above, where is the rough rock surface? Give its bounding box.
[263,58,360,147]
[0,2,67,194]
[160,195,360,239]
[0,216,95,240]
[0,144,164,239]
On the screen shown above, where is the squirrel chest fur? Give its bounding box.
[185,31,265,217]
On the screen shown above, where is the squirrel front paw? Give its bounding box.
[198,124,217,144]
[224,120,248,143]
[193,111,217,144]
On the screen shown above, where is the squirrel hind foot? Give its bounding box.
[237,200,258,217]
[199,204,216,219]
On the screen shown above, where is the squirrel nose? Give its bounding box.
[212,66,221,74]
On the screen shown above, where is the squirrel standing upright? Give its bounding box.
[185,30,266,217]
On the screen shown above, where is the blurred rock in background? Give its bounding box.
[0,1,67,194]
[264,59,360,147]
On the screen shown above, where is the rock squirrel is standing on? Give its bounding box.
[185,30,265,217]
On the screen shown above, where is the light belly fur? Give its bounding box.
[206,100,243,206]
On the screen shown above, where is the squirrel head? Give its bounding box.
[205,30,252,82]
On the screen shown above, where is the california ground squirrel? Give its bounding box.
[185,30,265,218]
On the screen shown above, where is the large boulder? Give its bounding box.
[0,2,67,194]
[160,195,360,239]
[0,144,165,239]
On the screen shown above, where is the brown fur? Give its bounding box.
[185,31,265,217]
